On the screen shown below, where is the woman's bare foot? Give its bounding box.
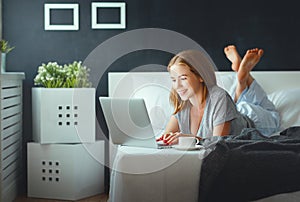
[234,48,263,102]
[224,45,241,72]
[238,48,264,84]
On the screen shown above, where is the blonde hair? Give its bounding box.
[167,55,208,114]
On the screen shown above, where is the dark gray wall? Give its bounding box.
[3,0,300,193]
[4,0,300,137]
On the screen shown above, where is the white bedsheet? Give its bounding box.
[108,146,206,202]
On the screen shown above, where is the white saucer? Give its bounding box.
[173,145,204,151]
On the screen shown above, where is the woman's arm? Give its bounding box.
[158,117,231,144]
[213,121,231,136]
[164,115,179,134]
[166,120,231,144]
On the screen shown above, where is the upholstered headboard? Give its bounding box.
[109,71,300,131]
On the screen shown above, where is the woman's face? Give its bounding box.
[169,63,203,101]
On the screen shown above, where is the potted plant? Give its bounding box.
[32,61,96,144]
[0,39,15,73]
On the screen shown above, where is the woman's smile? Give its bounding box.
[177,89,187,96]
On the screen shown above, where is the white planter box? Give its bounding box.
[32,88,95,143]
[27,141,105,201]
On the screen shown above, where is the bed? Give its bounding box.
[106,71,300,202]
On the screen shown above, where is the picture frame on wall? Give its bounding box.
[91,2,126,29]
[44,3,79,31]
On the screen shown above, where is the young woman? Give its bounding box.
[157,46,280,145]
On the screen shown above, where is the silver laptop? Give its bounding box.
[99,97,171,149]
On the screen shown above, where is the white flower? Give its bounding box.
[34,61,91,88]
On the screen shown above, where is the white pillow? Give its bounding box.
[216,73,236,96]
[268,88,300,130]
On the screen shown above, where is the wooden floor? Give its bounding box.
[14,194,108,202]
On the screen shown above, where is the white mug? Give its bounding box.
[178,136,199,148]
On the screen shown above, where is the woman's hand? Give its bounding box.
[156,132,195,145]
[156,132,180,145]
[156,132,182,145]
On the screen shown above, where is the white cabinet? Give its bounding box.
[27,141,105,201]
